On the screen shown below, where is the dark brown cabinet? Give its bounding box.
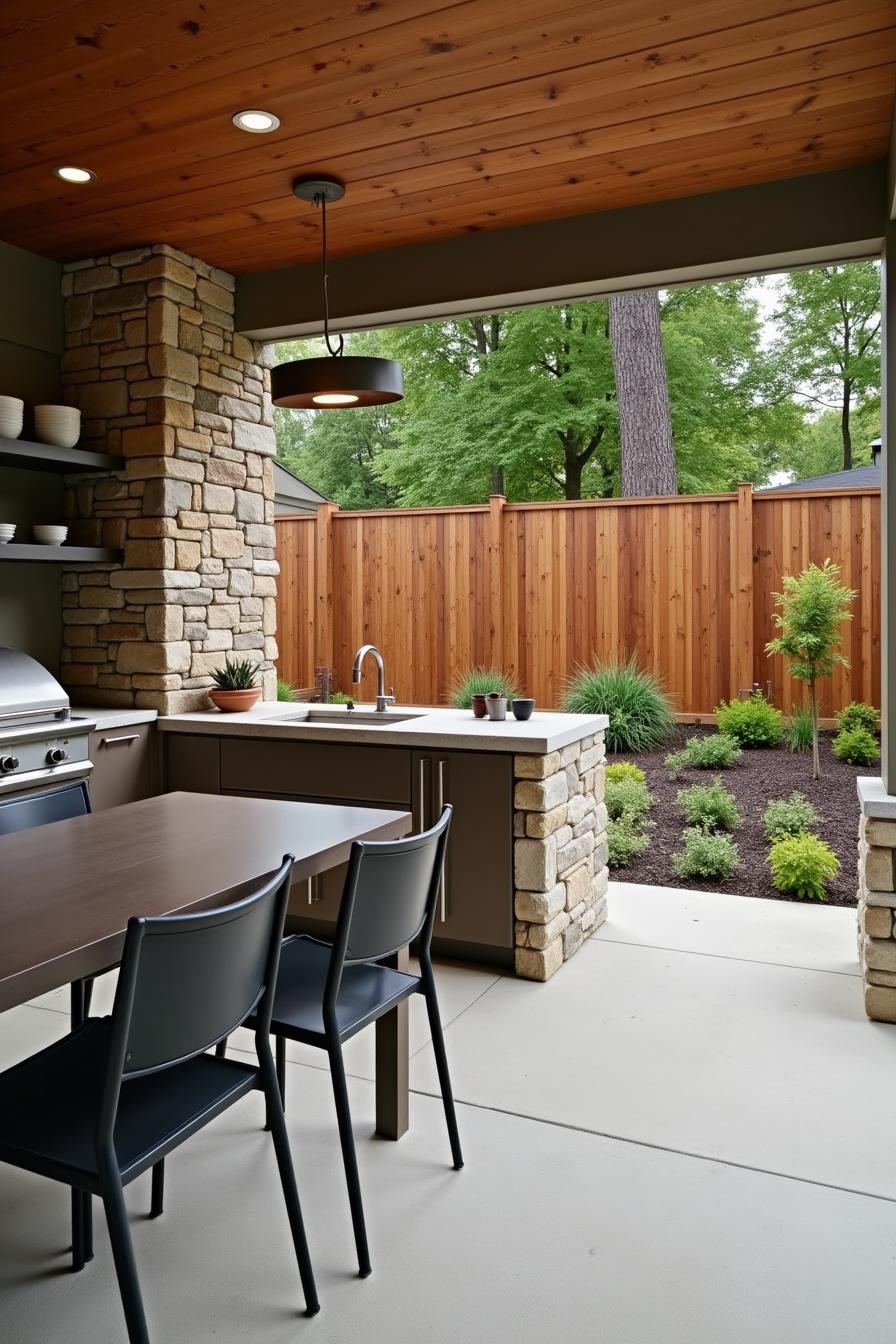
[87,722,156,811]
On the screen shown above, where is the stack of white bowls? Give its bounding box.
[34,404,81,449]
[33,525,68,546]
[0,524,16,545]
[0,396,24,439]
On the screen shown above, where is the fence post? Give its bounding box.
[315,502,337,674]
[488,489,505,669]
[732,482,755,698]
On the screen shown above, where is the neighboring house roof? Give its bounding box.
[272,459,331,507]
[760,464,881,493]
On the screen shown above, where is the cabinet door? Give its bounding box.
[414,749,514,953]
[88,724,156,811]
[220,738,411,807]
[164,733,221,794]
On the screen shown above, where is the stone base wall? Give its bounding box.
[59,244,278,713]
[857,810,896,1021]
[513,733,608,980]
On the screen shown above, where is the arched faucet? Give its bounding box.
[352,644,395,713]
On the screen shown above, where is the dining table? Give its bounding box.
[0,790,413,1138]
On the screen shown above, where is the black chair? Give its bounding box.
[229,805,462,1279]
[0,856,319,1343]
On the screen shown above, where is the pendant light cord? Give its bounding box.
[316,191,344,359]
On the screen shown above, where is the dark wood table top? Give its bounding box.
[0,791,411,1013]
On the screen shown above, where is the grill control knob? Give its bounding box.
[46,748,68,765]
[0,755,20,773]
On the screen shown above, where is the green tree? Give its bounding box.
[774,263,881,471]
[765,560,856,780]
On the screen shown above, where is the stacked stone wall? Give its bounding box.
[59,245,277,712]
[513,734,609,980]
[857,814,896,1021]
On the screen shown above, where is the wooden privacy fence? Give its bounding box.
[275,484,881,718]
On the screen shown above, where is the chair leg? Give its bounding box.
[328,1041,372,1278]
[258,1051,320,1316]
[264,1034,287,1132]
[149,1160,165,1219]
[71,1189,93,1272]
[421,980,464,1171]
[100,1169,150,1344]
[215,1039,227,1058]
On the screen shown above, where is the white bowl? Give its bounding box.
[34,405,81,449]
[0,396,24,439]
[0,524,15,544]
[32,525,68,545]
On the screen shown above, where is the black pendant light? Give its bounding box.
[271,176,404,409]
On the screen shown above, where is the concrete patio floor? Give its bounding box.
[1,883,894,1342]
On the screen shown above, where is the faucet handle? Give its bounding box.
[386,687,396,705]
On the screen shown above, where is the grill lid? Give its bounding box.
[0,648,70,724]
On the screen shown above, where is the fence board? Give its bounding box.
[275,485,881,717]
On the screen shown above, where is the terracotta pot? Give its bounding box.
[471,693,487,719]
[208,688,262,713]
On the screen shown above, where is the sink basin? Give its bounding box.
[266,709,425,727]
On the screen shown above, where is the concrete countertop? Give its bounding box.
[70,706,159,732]
[158,702,608,755]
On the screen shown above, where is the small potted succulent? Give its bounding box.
[208,657,262,713]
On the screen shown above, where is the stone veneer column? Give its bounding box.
[513,733,609,980]
[856,778,896,1020]
[59,245,278,712]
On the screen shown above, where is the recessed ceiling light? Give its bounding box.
[232,109,280,133]
[53,166,96,184]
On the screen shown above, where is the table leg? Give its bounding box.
[375,947,409,1139]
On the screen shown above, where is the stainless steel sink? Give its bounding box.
[266,709,425,726]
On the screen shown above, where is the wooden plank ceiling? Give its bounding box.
[0,0,894,274]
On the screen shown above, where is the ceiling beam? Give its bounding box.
[235,162,888,340]
[889,97,896,220]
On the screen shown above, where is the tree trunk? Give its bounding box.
[809,678,821,780]
[564,447,582,500]
[609,290,677,497]
[841,379,852,471]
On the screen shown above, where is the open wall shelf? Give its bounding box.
[0,544,121,564]
[0,436,122,474]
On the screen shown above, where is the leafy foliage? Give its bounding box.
[665,734,742,776]
[605,775,654,826]
[564,657,675,753]
[325,690,354,705]
[450,666,518,709]
[276,678,297,702]
[768,833,840,902]
[715,692,783,747]
[832,726,880,766]
[608,817,651,869]
[605,762,646,784]
[785,706,814,753]
[673,827,740,881]
[676,778,741,833]
[210,657,257,691]
[765,559,856,778]
[762,793,821,841]
[835,701,879,734]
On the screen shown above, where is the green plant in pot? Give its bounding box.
[209,657,262,713]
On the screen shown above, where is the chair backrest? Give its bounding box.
[330,806,452,980]
[106,855,294,1083]
[0,779,90,835]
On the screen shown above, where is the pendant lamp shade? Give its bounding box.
[271,175,404,411]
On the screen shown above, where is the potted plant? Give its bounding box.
[209,657,262,713]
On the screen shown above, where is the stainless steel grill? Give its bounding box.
[0,649,94,797]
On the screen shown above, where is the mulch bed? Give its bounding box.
[614,727,869,906]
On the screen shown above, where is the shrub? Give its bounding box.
[563,656,675,754]
[762,792,821,842]
[835,701,879,734]
[677,778,741,833]
[673,827,739,881]
[785,705,813,753]
[450,666,518,709]
[768,833,840,902]
[665,733,742,777]
[605,762,646,784]
[715,692,783,747]
[607,817,651,869]
[326,690,354,705]
[832,726,880,766]
[605,775,653,826]
[276,678,297,702]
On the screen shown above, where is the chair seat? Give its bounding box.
[0,1019,257,1192]
[255,936,420,1045]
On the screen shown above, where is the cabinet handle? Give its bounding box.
[436,758,448,923]
[418,756,428,829]
[100,734,139,747]
[307,877,314,906]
